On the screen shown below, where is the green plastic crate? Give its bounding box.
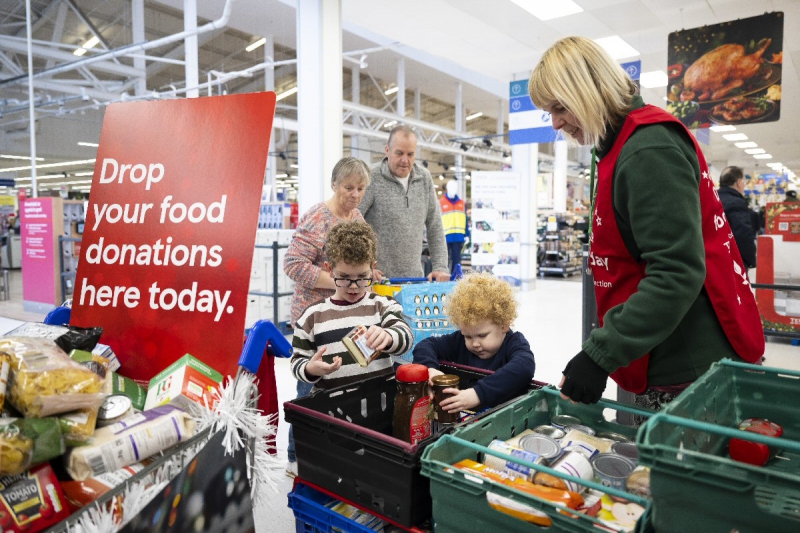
[421,387,654,533]
[637,359,800,533]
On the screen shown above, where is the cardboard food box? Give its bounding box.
[0,463,70,533]
[144,354,223,411]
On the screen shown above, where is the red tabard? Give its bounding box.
[590,105,764,393]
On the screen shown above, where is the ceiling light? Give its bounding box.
[735,142,758,149]
[73,35,100,56]
[246,37,267,52]
[1,154,43,161]
[640,71,668,88]
[593,36,639,60]
[74,171,94,176]
[1,158,95,172]
[77,142,99,148]
[73,48,88,56]
[384,86,399,95]
[745,148,765,155]
[383,120,397,128]
[509,0,583,21]
[275,173,288,178]
[710,125,736,132]
[767,163,782,168]
[754,154,773,159]
[276,87,298,101]
[290,163,299,169]
[722,133,748,142]
[466,112,483,121]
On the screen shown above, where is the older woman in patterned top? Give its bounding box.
[282,156,372,474]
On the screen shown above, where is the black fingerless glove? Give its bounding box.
[560,350,609,404]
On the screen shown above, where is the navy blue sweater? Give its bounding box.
[412,330,535,408]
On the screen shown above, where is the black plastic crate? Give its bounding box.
[284,363,543,528]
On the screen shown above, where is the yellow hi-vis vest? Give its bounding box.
[440,196,466,236]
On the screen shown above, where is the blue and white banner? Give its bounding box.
[509,80,558,145]
[620,60,641,81]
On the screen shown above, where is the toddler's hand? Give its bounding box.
[305,347,341,377]
[427,368,444,387]
[439,388,480,413]
[365,325,392,351]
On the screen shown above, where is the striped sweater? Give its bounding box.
[290,292,413,389]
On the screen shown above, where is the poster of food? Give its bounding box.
[666,12,783,128]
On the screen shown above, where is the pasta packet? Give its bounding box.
[0,337,106,418]
[0,418,64,476]
[58,405,102,447]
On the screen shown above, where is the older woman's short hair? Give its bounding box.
[528,36,638,147]
[331,157,371,187]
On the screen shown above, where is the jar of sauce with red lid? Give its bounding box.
[393,364,432,444]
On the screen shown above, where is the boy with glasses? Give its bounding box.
[290,221,413,391]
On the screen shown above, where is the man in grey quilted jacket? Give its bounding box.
[359,125,450,281]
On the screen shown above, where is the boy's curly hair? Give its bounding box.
[446,272,517,328]
[325,220,377,267]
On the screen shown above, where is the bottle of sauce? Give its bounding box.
[393,364,432,444]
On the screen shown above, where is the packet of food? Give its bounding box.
[58,406,102,447]
[0,352,10,412]
[60,458,155,509]
[0,462,71,533]
[65,405,196,481]
[0,337,106,417]
[0,418,64,476]
[54,326,103,355]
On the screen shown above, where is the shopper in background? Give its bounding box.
[283,156,370,476]
[413,272,535,411]
[785,189,799,202]
[359,125,450,281]
[528,37,764,415]
[290,221,412,400]
[718,166,757,268]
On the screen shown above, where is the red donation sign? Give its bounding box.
[70,93,276,381]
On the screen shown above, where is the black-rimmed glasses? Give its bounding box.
[333,277,374,288]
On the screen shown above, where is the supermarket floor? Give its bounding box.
[0,269,797,532]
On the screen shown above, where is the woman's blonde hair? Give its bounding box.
[446,272,517,328]
[528,36,638,147]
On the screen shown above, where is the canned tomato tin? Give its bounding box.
[532,425,566,440]
[596,431,632,443]
[729,418,783,466]
[611,442,639,462]
[518,434,561,464]
[97,394,134,427]
[551,415,581,430]
[591,453,637,491]
[565,423,596,436]
[484,440,542,481]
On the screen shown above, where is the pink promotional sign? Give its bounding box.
[20,198,56,306]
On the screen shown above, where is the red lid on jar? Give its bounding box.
[396,364,429,383]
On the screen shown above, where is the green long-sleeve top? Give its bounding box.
[583,97,745,387]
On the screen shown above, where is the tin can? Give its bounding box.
[565,423,596,436]
[591,453,637,492]
[533,450,593,493]
[532,425,566,440]
[431,374,460,424]
[551,415,581,430]
[596,431,632,443]
[518,434,561,464]
[611,442,639,462]
[484,440,542,481]
[97,394,134,427]
[729,418,783,466]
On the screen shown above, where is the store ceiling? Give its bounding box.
[0,0,798,194]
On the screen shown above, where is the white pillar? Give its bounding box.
[396,58,405,118]
[553,140,568,213]
[350,66,369,162]
[131,0,146,96]
[414,88,421,120]
[264,35,276,197]
[455,83,464,189]
[297,0,343,212]
[513,143,539,290]
[25,0,37,197]
[497,99,504,136]
[183,0,199,98]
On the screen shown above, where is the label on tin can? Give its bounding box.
[484,440,540,481]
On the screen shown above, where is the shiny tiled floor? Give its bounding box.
[1,270,797,532]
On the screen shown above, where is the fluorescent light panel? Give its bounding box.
[754,154,773,159]
[1,158,95,172]
[509,0,583,20]
[275,87,298,101]
[723,133,748,141]
[246,37,267,52]
[745,148,765,155]
[1,154,43,161]
[640,71,668,88]
[735,142,758,149]
[594,36,639,60]
[73,35,100,56]
[384,86,399,95]
[466,112,484,121]
[77,142,99,148]
[710,125,736,132]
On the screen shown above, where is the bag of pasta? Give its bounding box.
[0,417,64,476]
[0,337,106,418]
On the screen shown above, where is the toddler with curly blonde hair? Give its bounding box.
[413,272,535,411]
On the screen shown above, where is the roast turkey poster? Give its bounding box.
[666,12,783,129]
[70,93,276,381]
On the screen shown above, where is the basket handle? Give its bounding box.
[720,358,800,378]
[439,434,650,505]
[238,319,293,374]
[639,412,800,455]
[386,277,429,283]
[539,385,656,419]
